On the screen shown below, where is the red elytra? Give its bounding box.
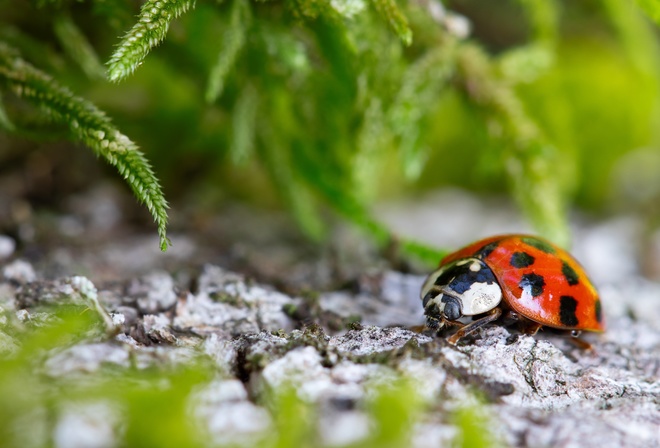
[421,234,604,343]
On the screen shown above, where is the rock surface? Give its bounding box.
[1,191,659,447]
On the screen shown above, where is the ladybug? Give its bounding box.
[420,234,604,345]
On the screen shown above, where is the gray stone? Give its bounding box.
[0,235,16,259]
[3,259,36,283]
[53,402,118,448]
[131,271,177,314]
[329,326,431,356]
[174,265,298,335]
[45,343,131,376]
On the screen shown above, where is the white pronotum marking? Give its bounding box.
[458,282,502,315]
[421,258,502,317]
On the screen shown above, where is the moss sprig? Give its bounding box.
[205,0,250,103]
[107,0,196,82]
[456,43,568,247]
[370,0,413,46]
[53,14,105,80]
[0,43,170,251]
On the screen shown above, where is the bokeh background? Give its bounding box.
[2,0,660,258]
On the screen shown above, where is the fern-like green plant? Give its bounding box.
[107,0,196,82]
[370,0,413,45]
[230,83,259,165]
[205,0,250,103]
[3,0,659,259]
[0,91,15,131]
[53,13,106,80]
[455,43,569,247]
[0,43,170,251]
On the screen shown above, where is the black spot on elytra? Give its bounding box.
[518,273,545,297]
[436,261,497,294]
[595,299,602,323]
[510,252,535,268]
[559,295,579,326]
[475,241,500,259]
[520,237,556,254]
[562,261,579,286]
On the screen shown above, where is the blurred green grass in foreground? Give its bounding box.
[0,306,501,448]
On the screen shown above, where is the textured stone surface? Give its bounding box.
[2,191,660,447]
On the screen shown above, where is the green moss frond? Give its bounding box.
[0,43,170,251]
[53,14,105,80]
[0,25,66,73]
[259,127,326,240]
[230,83,258,165]
[91,0,136,32]
[604,0,660,76]
[365,379,423,446]
[453,402,504,448]
[635,0,660,25]
[0,91,15,131]
[457,43,568,247]
[107,0,196,82]
[517,0,558,45]
[390,45,456,179]
[354,96,389,201]
[286,0,336,19]
[498,1,557,84]
[370,0,412,46]
[205,0,250,103]
[265,386,316,448]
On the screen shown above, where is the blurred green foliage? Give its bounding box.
[0,307,501,447]
[2,0,660,254]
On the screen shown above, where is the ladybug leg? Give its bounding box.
[447,308,502,345]
[443,318,466,328]
[501,310,520,326]
[567,331,593,350]
[517,317,543,335]
[424,315,464,335]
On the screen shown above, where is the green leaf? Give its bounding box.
[107,0,196,82]
[0,42,171,251]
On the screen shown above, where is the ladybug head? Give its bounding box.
[420,258,502,328]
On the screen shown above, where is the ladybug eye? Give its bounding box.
[571,330,582,338]
[441,295,462,321]
[422,292,436,308]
